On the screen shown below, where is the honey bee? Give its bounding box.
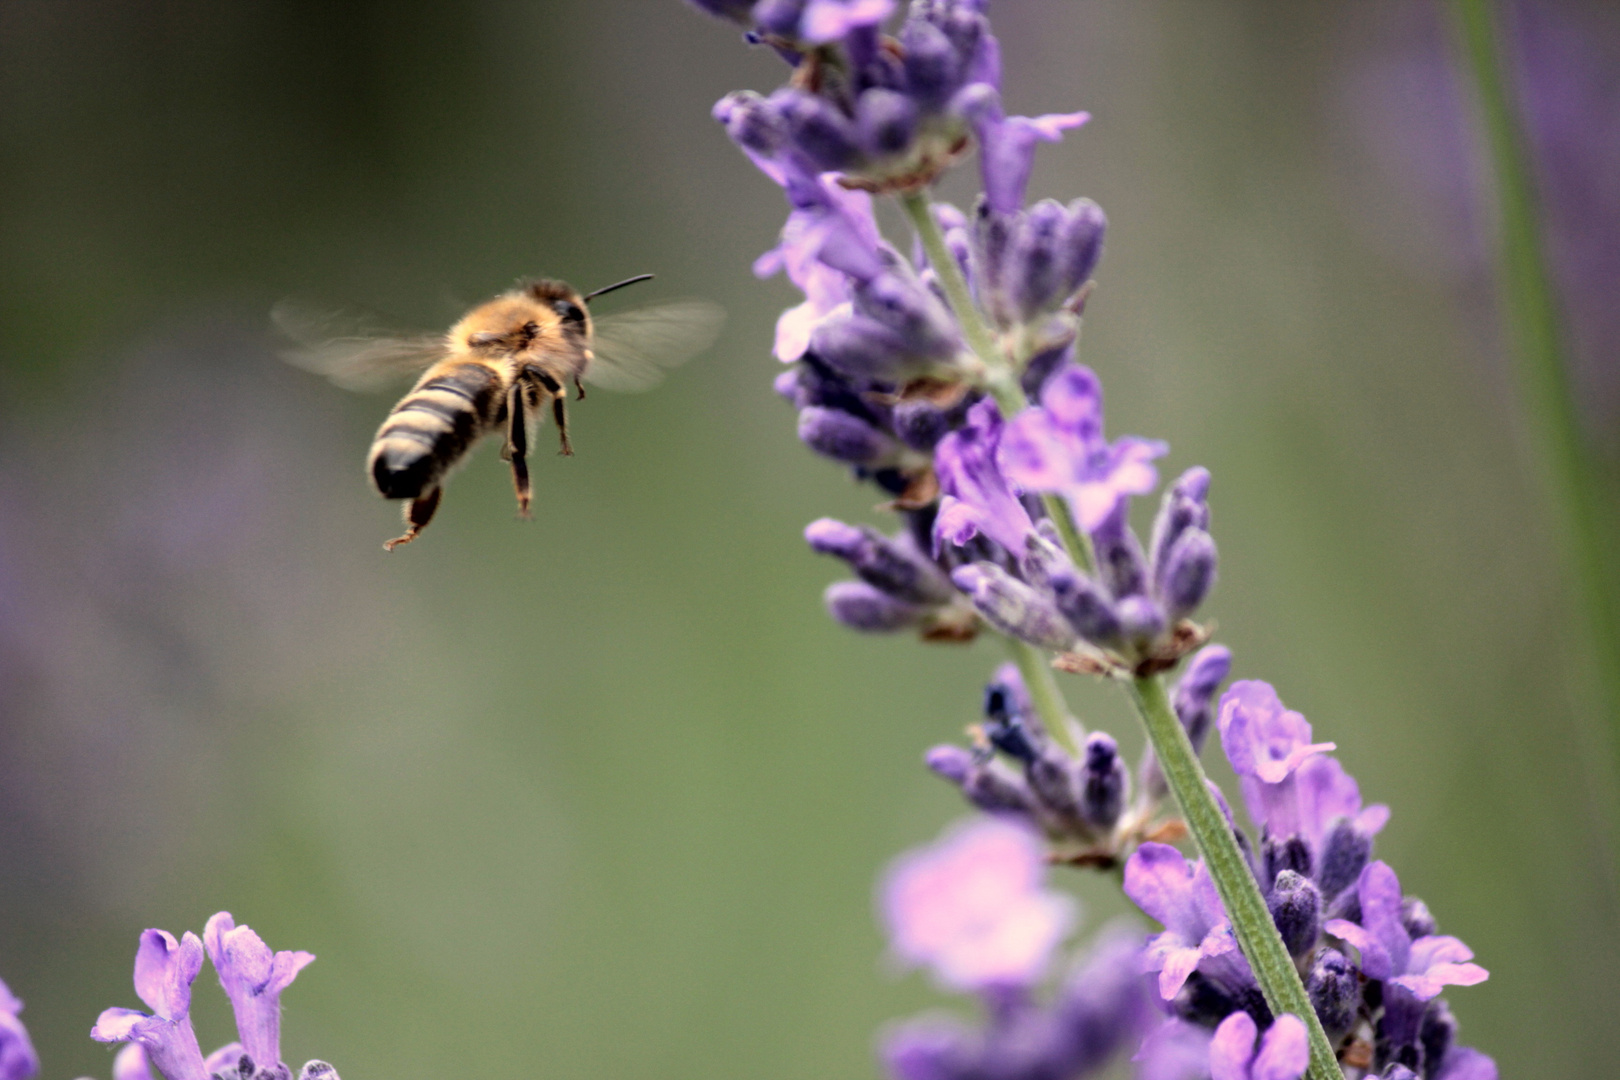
[277,276,722,550]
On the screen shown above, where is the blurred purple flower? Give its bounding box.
[1207,1011,1309,1080]
[0,978,39,1080]
[881,817,1076,993]
[954,84,1090,215]
[1324,862,1488,1001]
[933,399,1038,557]
[999,364,1167,532]
[1216,681,1336,822]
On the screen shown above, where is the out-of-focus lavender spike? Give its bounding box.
[951,563,1077,651]
[0,977,39,1080]
[1267,871,1322,960]
[775,87,863,170]
[1159,527,1217,620]
[856,88,920,157]
[1173,644,1231,752]
[1079,732,1127,832]
[1006,199,1069,321]
[854,272,963,358]
[798,405,902,465]
[824,581,925,632]
[1149,467,1212,580]
[880,1015,977,1080]
[1114,595,1165,644]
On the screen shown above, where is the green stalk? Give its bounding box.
[1129,676,1341,1079]
[1451,1,1620,829]
[904,186,1341,1077]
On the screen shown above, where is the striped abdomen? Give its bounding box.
[369,360,505,499]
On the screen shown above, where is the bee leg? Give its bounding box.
[383,486,442,551]
[504,384,532,518]
[553,395,573,456]
[574,375,586,400]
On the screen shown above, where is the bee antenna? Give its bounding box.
[582,274,655,303]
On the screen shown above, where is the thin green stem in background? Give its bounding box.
[1451,1,1620,840]
[1128,676,1343,1080]
[905,188,1340,1077]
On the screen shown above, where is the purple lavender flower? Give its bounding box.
[1122,842,1251,1002]
[91,930,208,1080]
[954,84,1089,216]
[203,913,315,1073]
[998,363,1166,534]
[115,1044,156,1080]
[0,979,39,1080]
[881,817,1076,993]
[932,398,1036,556]
[1207,1011,1309,1080]
[1324,862,1488,1002]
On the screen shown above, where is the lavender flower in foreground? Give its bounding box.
[92,916,335,1080]
[0,979,40,1080]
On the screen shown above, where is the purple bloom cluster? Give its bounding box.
[1123,682,1494,1079]
[878,819,1158,1080]
[0,979,40,1080]
[88,914,333,1080]
[925,651,1227,864]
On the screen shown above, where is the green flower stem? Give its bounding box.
[904,186,1339,1076]
[1451,0,1620,828]
[1128,674,1342,1080]
[1006,636,1081,756]
[898,189,1097,575]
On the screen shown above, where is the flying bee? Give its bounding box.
[277,276,723,550]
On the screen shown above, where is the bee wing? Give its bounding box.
[584,300,725,392]
[271,300,447,392]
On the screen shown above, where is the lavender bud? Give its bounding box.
[773,368,804,404]
[805,519,955,605]
[810,312,918,381]
[1020,336,1074,403]
[891,398,953,451]
[1079,732,1127,831]
[951,563,1078,651]
[1091,502,1149,600]
[774,87,861,170]
[1268,870,1322,959]
[854,272,960,357]
[900,18,961,110]
[1307,948,1359,1038]
[1262,835,1312,899]
[797,406,899,466]
[1026,753,1084,824]
[1316,817,1373,901]
[1158,527,1217,619]
[824,581,923,632]
[1402,896,1437,940]
[1048,567,1122,644]
[1420,1000,1457,1071]
[1061,198,1107,291]
[855,88,919,157]
[713,90,786,157]
[1114,595,1165,642]
[296,1066,338,1080]
[1006,200,1068,320]
[1171,643,1230,751]
[924,745,1040,820]
[1149,467,1212,580]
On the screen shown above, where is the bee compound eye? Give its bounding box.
[552,300,586,327]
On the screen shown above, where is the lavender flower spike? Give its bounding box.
[1208,1011,1309,1080]
[0,978,39,1080]
[881,817,1076,994]
[999,363,1168,532]
[91,929,208,1080]
[204,913,315,1072]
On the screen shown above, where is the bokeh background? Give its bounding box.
[2,1,1617,1077]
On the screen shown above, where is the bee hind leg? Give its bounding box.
[503,384,533,517]
[383,486,442,551]
[574,375,586,400]
[553,395,573,456]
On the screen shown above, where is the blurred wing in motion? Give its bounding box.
[272,300,447,392]
[585,300,725,392]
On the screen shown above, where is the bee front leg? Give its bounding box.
[574,375,586,400]
[553,395,573,456]
[504,384,532,517]
[384,486,442,551]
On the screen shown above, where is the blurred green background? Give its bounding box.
[1,2,1616,1078]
